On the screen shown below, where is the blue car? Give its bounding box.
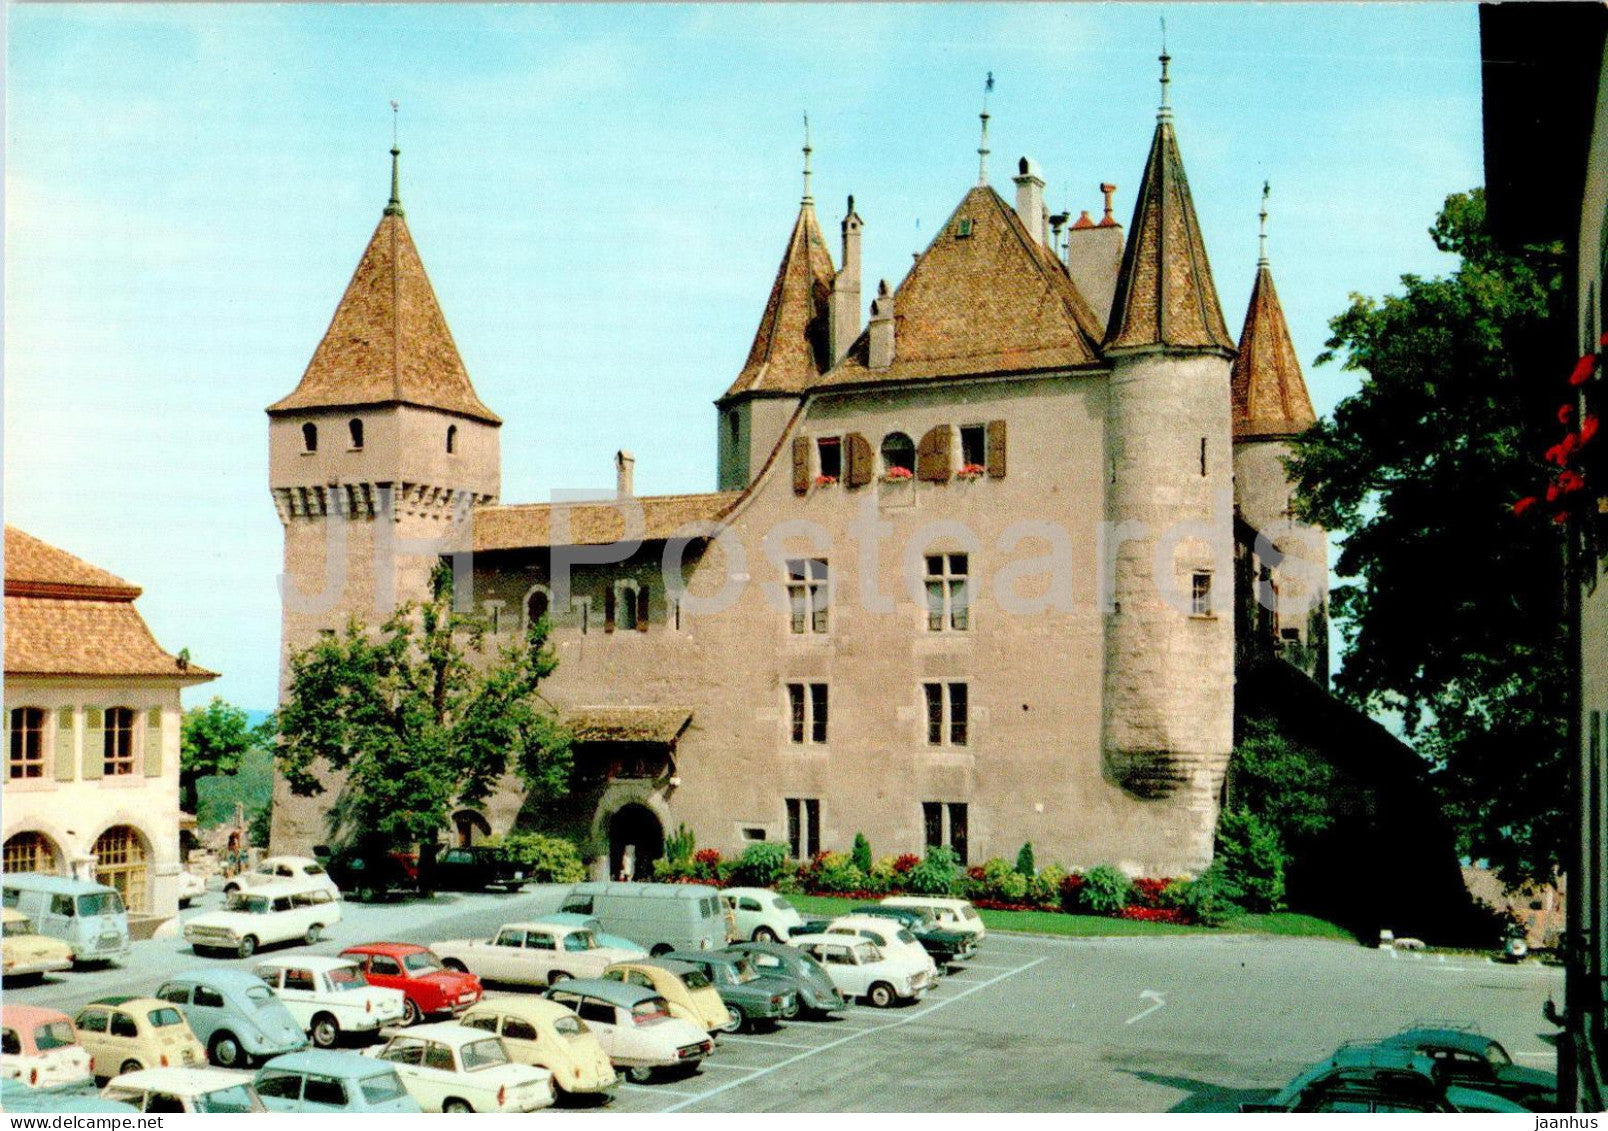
[155,970,308,1069]
[534,912,646,955]
[0,1076,138,1113]
[254,1050,421,1112]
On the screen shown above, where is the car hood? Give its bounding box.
[596,935,646,955]
[185,911,263,930]
[5,936,72,961]
[916,926,972,946]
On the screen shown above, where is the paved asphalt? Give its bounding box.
[4,885,1565,1112]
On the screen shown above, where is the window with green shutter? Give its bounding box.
[143,707,163,777]
[54,708,75,782]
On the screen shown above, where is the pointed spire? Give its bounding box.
[1258,180,1270,267]
[801,113,814,206]
[977,72,994,185]
[1231,219,1316,440]
[385,100,404,217]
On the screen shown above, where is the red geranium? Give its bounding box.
[1569,353,1598,386]
[1513,496,1539,516]
[1583,415,1600,445]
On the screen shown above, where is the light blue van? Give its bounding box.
[254,1050,421,1112]
[559,882,729,956]
[1,876,129,964]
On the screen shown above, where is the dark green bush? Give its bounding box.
[728,842,790,887]
[851,833,874,875]
[1077,864,1133,915]
[905,844,962,895]
[1215,808,1287,912]
[493,832,586,883]
[1015,842,1036,877]
[1173,862,1242,926]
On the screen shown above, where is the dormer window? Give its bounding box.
[954,218,974,239]
[348,419,364,450]
[301,423,318,453]
[446,425,458,454]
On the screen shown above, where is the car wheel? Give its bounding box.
[753,926,778,943]
[720,1006,744,1034]
[209,1031,244,1068]
[304,923,322,945]
[548,970,571,986]
[223,883,240,896]
[237,935,258,959]
[401,998,422,1026]
[442,1098,474,1113]
[358,885,379,904]
[442,959,468,973]
[311,1013,340,1048]
[867,982,895,1008]
[650,944,672,958]
[626,1065,654,1085]
[119,1059,143,1076]
[781,997,800,1020]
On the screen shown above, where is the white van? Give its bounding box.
[1,876,130,964]
[184,881,341,958]
[559,883,727,955]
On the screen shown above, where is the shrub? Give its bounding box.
[851,833,874,874]
[1015,842,1036,877]
[691,847,722,881]
[1131,877,1171,909]
[652,857,699,882]
[892,853,920,875]
[1215,808,1286,912]
[979,857,1028,902]
[810,851,868,894]
[729,842,790,887]
[664,823,696,866]
[1031,864,1067,908]
[493,832,586,884]
[1059,871,1087,912]
[1158,878,1193,910]
[1171,862,1241,927]
[1077,864,1133,916]
[905,845,962,895]
[870,857,901,890]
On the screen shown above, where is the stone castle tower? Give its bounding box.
[266,148,502,851]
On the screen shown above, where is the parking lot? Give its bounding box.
[3,886,1566,1112]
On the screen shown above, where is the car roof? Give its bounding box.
[633,957,705,976]
[1,875,117,896]
[87,997,168,1010]
[2,1005,74,1027]
[535,912,594,923]
[2,907,28,922]
[167,969,271,991]
[227,879,322,896]
[724,941,795,959]
[884,896,970,908]
[258,856,319,867]
[548,979,659,1007]
[256,955,358,973]
[497,921,581,933]
[462,998,573,1024]
[718,887,773,898]
[789,933,867,948]
[261,1050,392,1076]
[827,915,901,932]
[393,1022,494,1044]
[1385,1028,1495,1055]
[568,881,718,900]
[104,1067,252,1092]
[342,942,430,957]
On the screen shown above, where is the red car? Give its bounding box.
[338,942,482,1026]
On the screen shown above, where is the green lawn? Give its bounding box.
[785,892,1357,942]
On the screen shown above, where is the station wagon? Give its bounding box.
[255,1049,421,1112]
[255,956,406,1047]
[368,1021,554,1112]
[100,1067,266,1113]
[882,896,986,940]
[184,881,341,958]
[73,998,205,1081]
[544,979,714,1083]
[155,970,308,1068]
[435,921,639,987]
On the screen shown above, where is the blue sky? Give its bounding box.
[4,4,1484,710]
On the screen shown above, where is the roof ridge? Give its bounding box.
[477,490,743,514]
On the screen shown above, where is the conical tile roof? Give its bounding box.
[723,204,836,398]
[1232,263,1315,439]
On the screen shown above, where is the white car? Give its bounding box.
[883,896,986,941]
[254,956,406,1048]
[100,1067,266,1113]
[184,882,342,958]
[824,915,939,979]
[719,887,805,942]
[544,980,715,1084]
[224,856,341,901]
[433,923,640,988]
[176,871,208,909]
[791,933,932,1007]
[366,1022,554,1113]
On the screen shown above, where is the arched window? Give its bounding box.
[348,419,364,450]
[8,707,46,780]
[301,423,318,453]
[880,432,916,475]
[525,587,551,633]
[103,708,136,776]
[3,831,58,875]
[93,825,148,913]
[446,425,458,454]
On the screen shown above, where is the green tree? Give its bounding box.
[180,698,276,818]
[1287,189,1571,885]
[276,564,572,855]
[1227,719,1336,849]
[1014,841,1036,878]
[851,832,873,874]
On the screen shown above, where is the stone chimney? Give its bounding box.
[829,195,863,363]
[615,450,635,498]
[867,280,895,370]
[1014,156,1046,247]
[1066,183,1126,329]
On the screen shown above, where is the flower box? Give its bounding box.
[813,474,838,487]
[882,466,914,481]
[957,463,987,479]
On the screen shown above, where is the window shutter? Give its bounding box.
[845,433,873,487]
[604,586,617,633]
[636,586,650,632]
[54,708,75,782]
[917,426,953,482]
[986,419,1008,478]
[792,436,811,495]
[83,708,104,781]
[144,707,163,777]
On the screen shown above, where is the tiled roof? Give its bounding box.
[819,185,1105,387]
[724,204,836,398]
[1105,118,1234,354]
[267,209,500,424]
[566,706,693,745]
[472,493,742,552]
[4,526,137,599]
[1232,263,1316,440]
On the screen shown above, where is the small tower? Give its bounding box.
[1231,184,1328,682]
[715,123,836,491]
[266,143,502,853]
[1101,47,1237,873]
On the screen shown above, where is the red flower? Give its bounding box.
[1569,353,1597,386]
[1547,483,1561,502]
[1559,404,1576,425]
[1554,512,1570,525]
[1546,443,1571,467]
[1601,330,1608,348]
[883,466,914,481]
[1513,496,1539,516]
[1583,415,1600,445]
[1558,471,1586,494]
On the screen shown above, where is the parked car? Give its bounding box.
[724,941,847,1017]
[662,951,800,1031]
[1,875,129,965]
[367,1022,555,1112]
[315,845,418,903]
[602,958,736,1034]
[535,912,646,954]
[100,1067,266,1113]
[791,933,932,1007]
[824,915,940,979]
[1379,1027,1557,1110]
[0,1076,138,1113]
[1,1006,92,1090]
[155,970,309,1069]
[434,921,640,987]
[1,908,74,981]
[460,997,617,1103]
[224,855,341,900]
[428,846,530,893]
[73,997,206,1081]
[1241,1045,1534,1113]
[176,870,208,908]
[719,887,805,941]
[560,882,730,954]
[849,904,977,966]
[184,881,342,958]
[254,956,407,1048]
[882,895,987,941]
[544,979,714,1084]
[339,943,482,1026]
[254,1049,421,1112]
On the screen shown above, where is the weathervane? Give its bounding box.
[802,113,813,206]
[1259,180,1271,266]
[978,71,994,185]
[385,100,403,217]
[1158,20,1172,121]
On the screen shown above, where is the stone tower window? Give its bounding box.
[923,682,969,745]
[1190,572,1214,617]
[924,554,970,631]
[1199,437,1207,476]
[728,410,740,446]
[447,425,458,454]
[301,423,318,453]
[787,683,828,744]
[880,432,915,475]
[786,559,829,634]
[348,419,364,450]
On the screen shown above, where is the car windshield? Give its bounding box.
[681,969,713,990]
[2,917,34,937]
[304,864,326,876]
[196,1085,262,1114]
[246,986,277,1009]
[359,1072,407,1105]
[460,1038,509,1071]
[403,952,443,973]
[770,896,796,913]
[76,892,123,917]
[553,1015,585,1039]
[147,1008,185,1028]
[227,894,270,914]
[632,999,670,1024]
[34,1022,76,1050]
[327,966,368,991]
[563,931,597,952]
[1484,1043,1513,1068]
[730,958,759,984]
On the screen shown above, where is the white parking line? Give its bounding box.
[719,1035,823,1050]
[960,961,1028,971]
[619,1084,701,1098]
[662,956,1048,1112]
[697,1061,770,1071]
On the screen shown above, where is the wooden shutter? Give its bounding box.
[986,419,1008,478]
[604,586,617,633]
[792,436,811,495]
[845,433,873,487]
[917,426,953,482]
[82,708,104,781]
[636,586,650,632]
[144,707,163,777]
[54,708,75,782]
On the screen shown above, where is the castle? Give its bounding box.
[268,55,1327,879]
